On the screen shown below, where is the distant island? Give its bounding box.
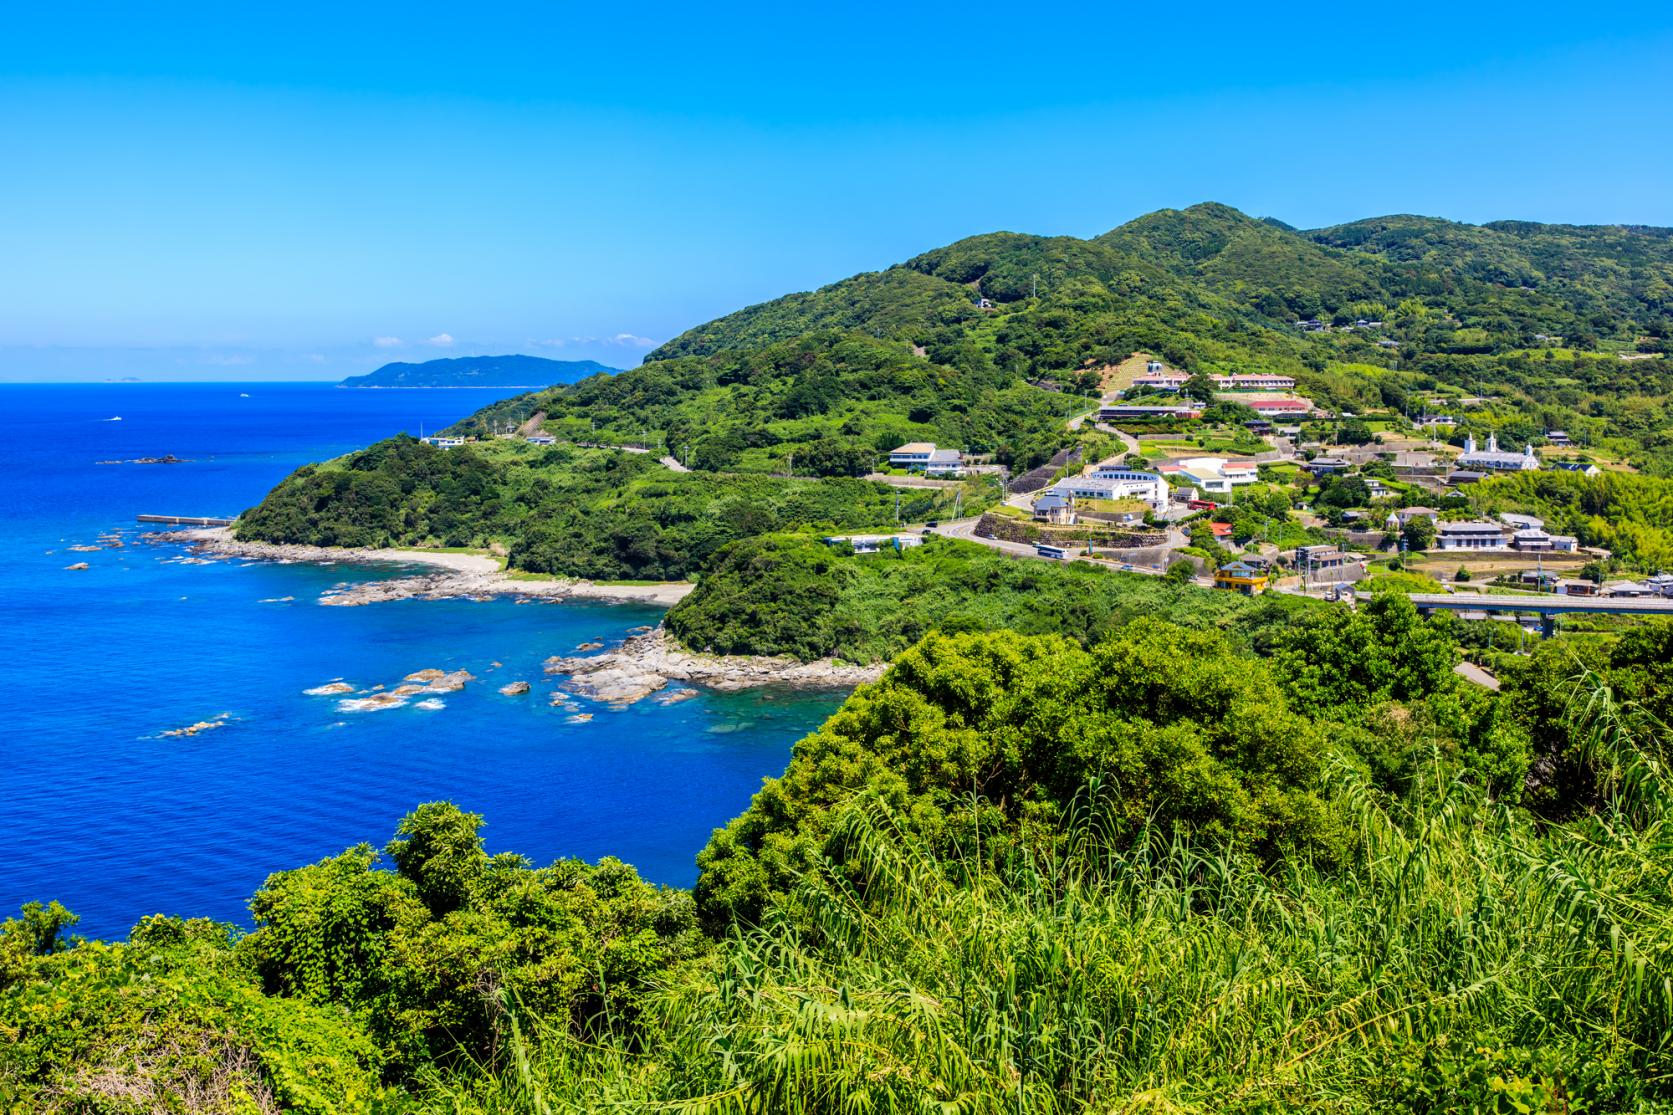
[339,354,617,389]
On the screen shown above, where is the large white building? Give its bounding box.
[1051,468,1168,513]
[1457,433,1538,472]
[1436,521,1509,551]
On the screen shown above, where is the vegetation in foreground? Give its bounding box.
[8,612,1673,1112]
[664,532,1315,663]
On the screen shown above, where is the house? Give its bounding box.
[1436,521,1509,551]
[1519,569,1561,589]
[1295,546,1363,582]
[1031,492,1074,524]
[1296,318,1326,332]
[1385,506,1440,531]
[1456,433,1539,472]
[923,448,965,478]
[1215,557,1272,595]
[1208,521,1234,540]
[1547,461,1601,477]
[1211,373,1296,391]
[1546,430,1572,446]
[1499,512,1545,530]
[1098,404,1202,422]
[1647,573,1673,598]
[422,436,466,449]
[1364,478,1390,499]
[1243,419,1273,435]
[1557,579,1599,597]
[1604,581,1655,598]
[888,442,936,469]
[888,443,963,476]
[1305,456,1352,475]
[525,435,557,446]
[1446,470,1487,486]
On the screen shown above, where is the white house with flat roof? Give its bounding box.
[1155,457,1260,496]
[422,435,466,449]
[888,442,963,476]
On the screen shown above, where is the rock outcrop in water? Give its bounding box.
[544,628,884,706]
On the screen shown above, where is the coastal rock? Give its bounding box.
[304,681,356,696]
[390,684,426,697]
[415,698,446,710]
[404,668,445,682]
[68,544,101,552]
[576,641,604,651]
[162,717,228,738]
[65,562,89,570]
[338,693,406,712]
[499,680,531,696]
[423,669,474,693]
[543,628,886,706]
[654,688,700,705]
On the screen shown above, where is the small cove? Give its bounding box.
[0,383,846,939]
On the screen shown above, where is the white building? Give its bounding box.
[888,442,964,476]
[1436,521,1509,551]
[422,436,466,449]
[1457,433,1538,472]
[1052,470,1168,514]
[1155,457,1260,496]
[1211,373,1296,391]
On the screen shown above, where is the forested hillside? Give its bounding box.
[242,202,1673,578]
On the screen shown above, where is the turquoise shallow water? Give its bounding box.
[0,383,844,940]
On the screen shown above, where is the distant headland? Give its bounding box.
[339,353,618,389]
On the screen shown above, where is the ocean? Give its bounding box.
[0,382,844,940]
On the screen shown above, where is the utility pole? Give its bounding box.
[1032,273,1039,299]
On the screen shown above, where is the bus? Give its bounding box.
[1187,499,1219,511]
[1035,543,1069,560]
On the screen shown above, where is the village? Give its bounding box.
[839,354,1673,634]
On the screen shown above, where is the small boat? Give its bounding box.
[103,416,122,422]
[239,393,250,398]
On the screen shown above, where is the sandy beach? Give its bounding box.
[167,526,694,607]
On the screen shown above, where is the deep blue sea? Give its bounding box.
[0,383,843,940]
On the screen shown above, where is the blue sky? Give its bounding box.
[3,1,1671,380]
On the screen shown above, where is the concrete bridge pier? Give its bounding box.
[1541,613,1557,639]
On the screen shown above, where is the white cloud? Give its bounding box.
[425,332,455,347]
[609,333,659,348]
[373,336,403,348]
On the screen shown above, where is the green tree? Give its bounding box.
[386,802,487,916]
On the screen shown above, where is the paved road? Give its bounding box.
[659,454,689,473]
[935,516,1170,576]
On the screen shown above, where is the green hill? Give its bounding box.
[340,353,617,388]
[241,201,1673,584]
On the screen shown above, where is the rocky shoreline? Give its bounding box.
[545,628,886,704]
[161,527,694,607]
[154,526,874,706]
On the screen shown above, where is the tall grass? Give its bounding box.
[426,684,1673,1113]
